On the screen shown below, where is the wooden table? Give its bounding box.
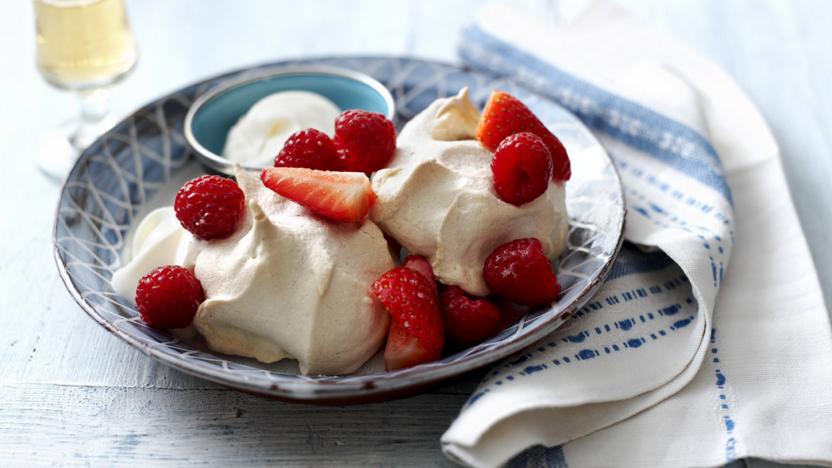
[1,1,829,466]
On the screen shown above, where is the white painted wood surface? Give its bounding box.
[1,0,829,466]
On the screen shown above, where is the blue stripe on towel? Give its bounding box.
[459,25,733,205]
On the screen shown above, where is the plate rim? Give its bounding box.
[52,55,626,403]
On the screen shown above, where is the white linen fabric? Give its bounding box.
[441,1,832,467]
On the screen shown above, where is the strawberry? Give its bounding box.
[477,90,571,181]
[372,267,444,370]
[260,167,374,223]
[483,238,561,306]
[384,322,438,372]
[441,286,501,346]
[403,254,437,296]
[494,297,531,331]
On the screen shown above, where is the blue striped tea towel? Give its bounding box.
[440,1,832,467]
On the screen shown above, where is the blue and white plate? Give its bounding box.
[53,57,625,403]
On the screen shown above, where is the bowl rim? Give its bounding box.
[183,65,396,174]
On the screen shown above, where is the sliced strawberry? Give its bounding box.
[441,286,501,346]
[384,322,437,371]
[403,254,437,296]
[477,90,571,181]
[372,267,444,370]
[494,297,531,331]
[260,167,374,223]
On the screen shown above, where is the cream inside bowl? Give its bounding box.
[185,66,396,175]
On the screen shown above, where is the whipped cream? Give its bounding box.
[111,207,201,302]
[223,91,341,167]
[371,88,569,296]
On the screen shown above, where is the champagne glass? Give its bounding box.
[33,0,138,180]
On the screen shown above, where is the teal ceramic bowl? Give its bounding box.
[184,65,395,174]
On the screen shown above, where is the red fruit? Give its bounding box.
[403,254,437,295]
[333,110,397,173]
[483,238,561,306]
[491,132,553,205]
[260,167,374,223]
[174,175,245,241]
[384,323,437,372]
[477,90,571,180]
[494,298,531,330]
[441,286,501,346]
[274,128,341,171]
[371,267,444,370]
[135,265,205,329]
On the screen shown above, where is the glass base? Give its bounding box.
[35,114,116,181]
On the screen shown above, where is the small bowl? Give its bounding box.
[184,66,396,175]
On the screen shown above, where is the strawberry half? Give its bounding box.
[403,254,438,296]
[372,267,444,371]
[477,90,571,181]
[260,167,374,223]
[441,286,501,347]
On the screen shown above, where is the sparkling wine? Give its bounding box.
[34,0,137,90]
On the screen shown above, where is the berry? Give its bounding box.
[441,286,501,346]
[403,254,437,295]
[494,298,531,330]
[273,128,341,171]
[333,110,397,173]
[135,265,205,329]
[477,90,571,180]
[371,267,444,370]
[174,175,245,241]
[483,238,561,306]
[261,167,374,223]
[491,132,553,205]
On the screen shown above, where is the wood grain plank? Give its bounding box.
[0,383,469,467]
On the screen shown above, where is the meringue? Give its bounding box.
[112,168,395,375]
[192,168,394,375]
[223,91,341,167]
[371,89,569,296]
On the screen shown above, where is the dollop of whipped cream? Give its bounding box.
[223,91,341,167]
[371,88,569,296]
[112,168,394,375]
[111,207,201,301]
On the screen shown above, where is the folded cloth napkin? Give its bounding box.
[441,1,832,467]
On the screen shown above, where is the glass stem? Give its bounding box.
[70,88,112,150]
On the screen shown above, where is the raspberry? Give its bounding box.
[483,238,561,306]
[174,175,245,240]
[477,90,571,181]
[273,128,341,170]
[491,132,553,205]
[333,110,396,173]
[372,267,444,370]
[441,286,501,346]
[135,265,205,329]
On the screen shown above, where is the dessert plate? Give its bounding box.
[54,57,625,403]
